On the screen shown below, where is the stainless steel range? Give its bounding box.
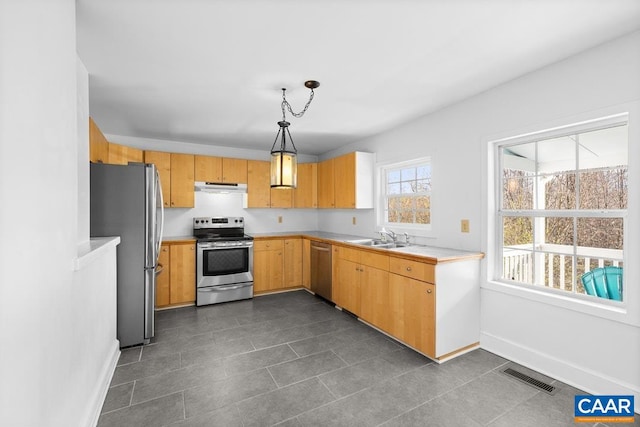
[194,217,253,306]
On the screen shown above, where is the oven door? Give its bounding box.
[196,242,253,288]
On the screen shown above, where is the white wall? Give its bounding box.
[323,31,640,407]
[0,2,119,426]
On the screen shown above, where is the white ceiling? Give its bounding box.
[76,0,640,156]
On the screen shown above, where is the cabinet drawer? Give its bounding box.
[254,239,283,251]
[359,251,389,270]
[389,257,435,284]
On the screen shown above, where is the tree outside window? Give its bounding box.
[382,158,431,228]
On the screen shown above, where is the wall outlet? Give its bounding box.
[461,219,470,233]
[278,216,283,223]
[352,216,357,225]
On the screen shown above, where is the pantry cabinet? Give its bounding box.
[156,241,196,308]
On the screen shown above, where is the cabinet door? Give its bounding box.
[170,153,194,208]
[169,243,196,305]
[271,188,292,208]
[155,245,170,307]
[254,248,283,293]
[108,142,144,165]
[89,117,109,163]
[359,266,390,331]
[389,274,435,357]
[222,158,248,183]
[194,155,222,182]
[144,151,171,207]
[317,158,335,208]
[334,258,361,314]
[283,238,302,287]
[247,160,271,208]
[294,163,318,208]
[334,152,356,208]
[302,239,311,289]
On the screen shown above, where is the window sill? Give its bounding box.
[482,279,636,326]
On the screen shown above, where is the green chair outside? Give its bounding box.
[581,266,623,301]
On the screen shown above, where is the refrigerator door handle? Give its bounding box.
[155,169,165,265]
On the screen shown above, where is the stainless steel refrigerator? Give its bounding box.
[90,162,164,348]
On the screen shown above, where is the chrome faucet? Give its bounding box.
[379,228,396,242]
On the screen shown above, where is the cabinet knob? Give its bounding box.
[427,289,432,294]
[406,267,412,272]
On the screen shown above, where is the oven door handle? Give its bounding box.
[199,283,253,292]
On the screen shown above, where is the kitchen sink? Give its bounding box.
[347,239,411,249]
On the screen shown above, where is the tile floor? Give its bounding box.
[98,290,633,427]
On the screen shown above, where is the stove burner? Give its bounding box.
[193,216,253,243]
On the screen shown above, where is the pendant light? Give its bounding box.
[270,80,320,189]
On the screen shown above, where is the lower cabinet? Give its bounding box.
[333,246,389,318]
[388,272,435,358]
[156,242,196,308]
[253,239,284,293]
[254,237,303,294]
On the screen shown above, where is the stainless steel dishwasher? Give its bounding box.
[310,241,332,300]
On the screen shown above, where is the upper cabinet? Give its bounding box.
[247,160,292,208]
[89,117,143,165]
[89,117,109,163]
[319,152,374,209]
[144,151,194,208]
[294,163,318,208]
[195,155,247,184]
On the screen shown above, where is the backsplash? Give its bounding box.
[162,192,319,236]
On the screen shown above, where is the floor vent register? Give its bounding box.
[501,367,557,395]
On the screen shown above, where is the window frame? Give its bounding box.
[493,114,628,305]
[377,156,432,233]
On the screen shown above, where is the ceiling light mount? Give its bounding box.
[270,80,319,189]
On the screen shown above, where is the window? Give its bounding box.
[496,116,628,302]
[380,158,431,229]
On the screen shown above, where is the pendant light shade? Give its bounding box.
[268,81,319,189]
[270,121,297,188]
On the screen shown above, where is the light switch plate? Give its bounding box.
[461,219,470,233]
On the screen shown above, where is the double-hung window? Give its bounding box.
[495,115,628,301]
[380,157,432,230]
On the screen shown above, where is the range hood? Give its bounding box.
[194,181,247,193]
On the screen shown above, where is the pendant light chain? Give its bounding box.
[281,88,315,121]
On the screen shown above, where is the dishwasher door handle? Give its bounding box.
[311,245,330,252]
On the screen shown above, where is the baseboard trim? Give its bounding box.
[480,332,640,413]
[87,340,121,427]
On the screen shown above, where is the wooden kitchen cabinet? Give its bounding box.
[333,246,389,318]
[317,158,335,208]
[194,156,248,184]
[89,117,109,163]
[155,242,196,308]
[253,239,284,293]
[247,160,292,208]
[294,163,318,208]
[318,152,373,209]
[144,151,194,208]
[283,238,303,287]
[388,272,435,358]
[144,151,171,207]
[107,142,143,165]
[155,244,170,307]
[169,153,195,208]
[302,238,311,289]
